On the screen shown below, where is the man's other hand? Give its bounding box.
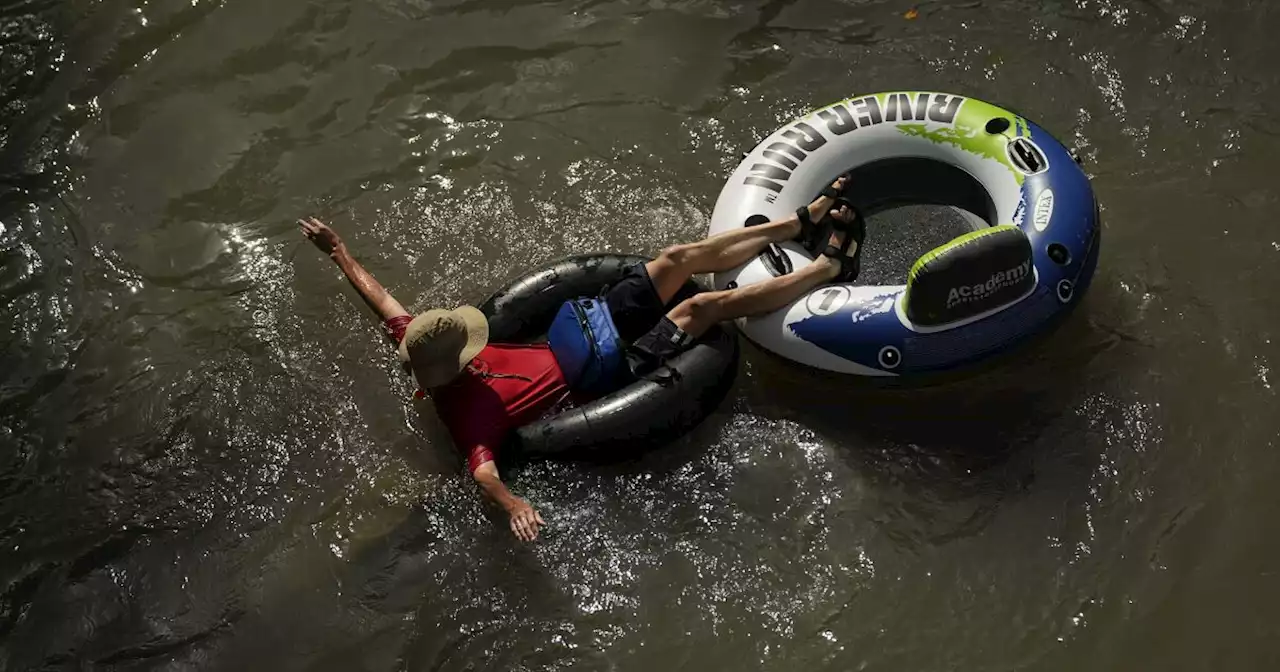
[508,498,545,542]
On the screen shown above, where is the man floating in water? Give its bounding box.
[299,174,863,541]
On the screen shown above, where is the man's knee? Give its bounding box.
[670,290,728,331]
[657,242,702,269]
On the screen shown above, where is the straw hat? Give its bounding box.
[396,306,489,388]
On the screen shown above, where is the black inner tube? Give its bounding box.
[479,254,740,462]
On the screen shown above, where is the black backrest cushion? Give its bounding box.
[904,225,1034,326]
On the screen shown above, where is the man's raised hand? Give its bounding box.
[298,217,345,256]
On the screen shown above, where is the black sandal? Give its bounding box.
[821,198,866,283]
[792,173,850,253]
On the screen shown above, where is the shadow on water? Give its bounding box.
[736,301,1118,546]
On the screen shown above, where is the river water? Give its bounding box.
[2,0,1279,670]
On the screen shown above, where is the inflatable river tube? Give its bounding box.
[709,91,1101,378]
[479,254,739,459]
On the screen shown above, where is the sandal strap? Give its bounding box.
[819,173,850,199]
[822,244,861,283]
[795,205,813,229]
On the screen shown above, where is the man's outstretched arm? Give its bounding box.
[299,217,409,322]
[472,460,545,542]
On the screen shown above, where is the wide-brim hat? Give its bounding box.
[396,306,489,388]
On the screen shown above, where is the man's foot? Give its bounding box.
[793,173,850,251]
[816,201,864,283]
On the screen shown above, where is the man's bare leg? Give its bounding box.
[644,175,849,303]
[664,206,859,339]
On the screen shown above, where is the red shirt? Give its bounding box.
[385,316,570,473]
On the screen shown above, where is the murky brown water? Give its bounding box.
[3,0,1280,669]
